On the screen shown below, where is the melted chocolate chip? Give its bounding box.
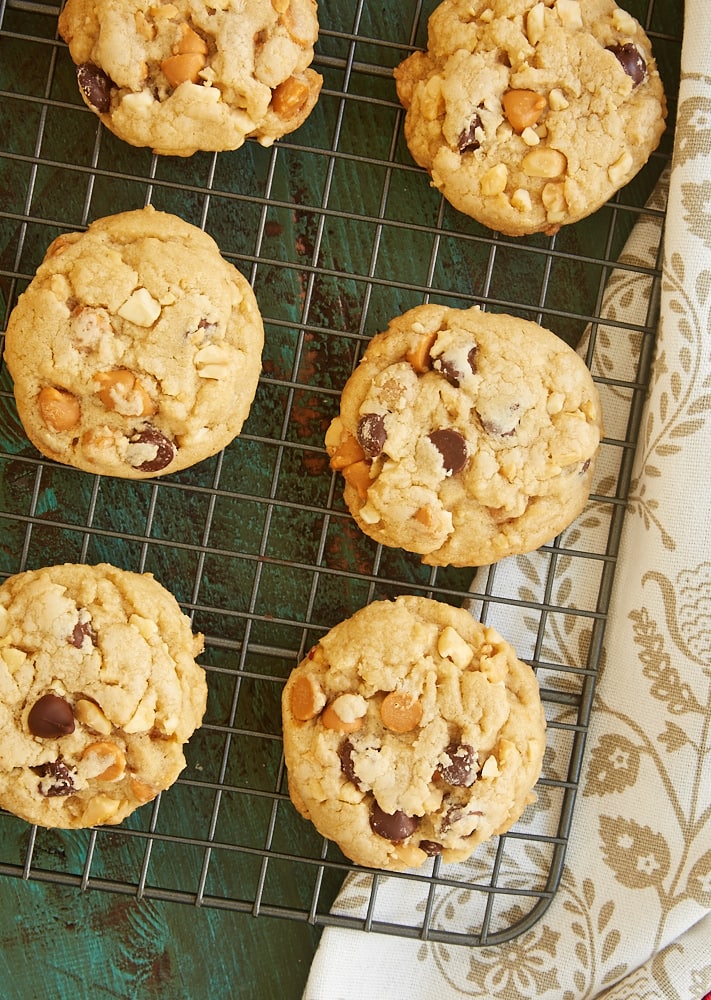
[479,403,521,437]
[419,840,444,856]
[127,426,176,472]
[27,694,75,738]
[457,114,483,153]
[338,739,361,788]
[437,743,477,787]
[434,346,478,387]
[356,413,387,459]
[68,620,96,649]
[76,62,114,114]
[607,43,646,86]
[428,429,468,474]
[33,759,75,796]
[370,802,420,842]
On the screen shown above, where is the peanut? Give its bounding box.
[75,697,112,736]
[521,147,567,178]
[161,52,205,88]
[502,90,547,132]
[82,741,126,782]
[321,694,367,733]
[280,1,316,44]
[437,626,473,670]
[480,163,508,196]
[81,793,119,826]
[271,76,310,118]
[405,329,437,374]
[93,369,155,417]
[290,673,326,721]
[38,386,80,432]
[380,691,423,733]
[129,775,158,805]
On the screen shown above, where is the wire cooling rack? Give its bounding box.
[0,0,682,947]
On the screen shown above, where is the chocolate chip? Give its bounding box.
[428,429,468,474]
[458,114,483,153]
[127,426,176,472]
[76,62,114,114]
[580,458,591,474]
[27,693,75,738]
[68,619,96,649]
[369,802,420,842]
[33,759,75,797]
[607,43,646,85]
[419,840,443,856]
[437,743,477,787]
[338,739,361,788]
[356,413,387,459]
[434,345,478,387]
[479,403,521,437]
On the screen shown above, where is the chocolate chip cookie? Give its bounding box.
[0,562,206,829]
[394,0,666,235]
[58,0,322,157]
[3,207,263,478]
[325,303,602,567]
[282,596,546,870]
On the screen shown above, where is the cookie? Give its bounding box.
[0,562,206,829]
[394,0,666,236]
[325,303,602,567]
[58,0,322,157]
[282,596,546,870]
[4,207,264,478]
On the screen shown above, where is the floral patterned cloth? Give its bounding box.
[304,4,711,997]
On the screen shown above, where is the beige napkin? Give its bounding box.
[303,3,711,996]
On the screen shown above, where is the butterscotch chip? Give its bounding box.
[326,303,602,567]
[394,0,666,235]
[0,563,206,829]
[57,0,323,156]
[4,207,264,479]
[281,596,546,870]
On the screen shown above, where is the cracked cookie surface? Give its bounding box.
[281,596,546,870]
[394,0,666,235]
[59,0,322,156]
[4,207,264,478]
[325,303,602,567]
[0,562,206,829]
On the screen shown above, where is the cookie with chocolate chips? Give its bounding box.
[394,0,666,235]
[326,303,602,567]
[3,207,263,478]
[0,563,206,829]
[58,0,322,156]
[281,596,546,870]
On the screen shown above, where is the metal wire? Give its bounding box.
[0,0,682,945]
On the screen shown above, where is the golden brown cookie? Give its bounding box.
[394,0,666,235]
[4,207,263,478]
[58,0,323,156]
[282,596,546,870]
[326,303,602,567]
[0,563,206,829]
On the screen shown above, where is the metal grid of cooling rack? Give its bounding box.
[0,0,682,946]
